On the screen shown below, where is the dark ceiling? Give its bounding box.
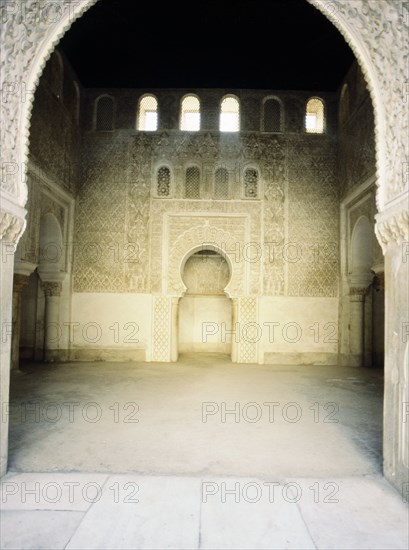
[59,0,355,91]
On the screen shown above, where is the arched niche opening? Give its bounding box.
[350,216,373,283]
[349,216,384,369]
[178,248,232,356]
[38,213,64,276]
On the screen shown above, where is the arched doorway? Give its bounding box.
[0,0,407,496]
[178,249,232,355]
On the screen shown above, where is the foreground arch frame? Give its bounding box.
[0,0,408,491]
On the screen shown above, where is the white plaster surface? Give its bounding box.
[70,293,151,351]
[259,297,339,354]
[179,295,232,353]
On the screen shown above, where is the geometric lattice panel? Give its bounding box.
[237,297,258,363]
[152,296,171,362]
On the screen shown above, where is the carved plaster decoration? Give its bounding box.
[237,296,258,363]
[41,280,62,297]
[308,0,409,209]
[263,137,286,295]
[168,224,246,298]
[182,253,230,295]
[287,136,339,297]
[0,0,98,201]
[375,207,409,253]
[338,97,376,198]
[152,295,172,362]
[0,211,26,245]
[0,0,407,231]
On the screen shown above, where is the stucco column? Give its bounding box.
[11,261,38,371]
[1,241,15,477]
[40,280,63,362]
[348,286,369,366]
[0,205,26,477]
[376,206,409,496]
[348,267,373,366]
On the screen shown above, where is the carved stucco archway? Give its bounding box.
[167,224,244,298]
[178,245,233,356]
[1,0,408,489]
[163,224,249,363]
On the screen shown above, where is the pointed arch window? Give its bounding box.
[214,167,229,199]
[263,98,282,132]
[138,95,158,131]
[220,95,240,132]
[305,98,325,133]
[180,95,200,131]
[95,95,114,131]
[185,167,200,198]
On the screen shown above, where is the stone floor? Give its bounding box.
[1,354,408,549]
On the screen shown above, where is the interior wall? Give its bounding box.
[69,293,150,361]
[17,51,381,367]
[15,50,80,364]
[259,297,338,364]
[337,63,383,368]
[179,295,232,353]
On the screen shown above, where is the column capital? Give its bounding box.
[375,199,409,253]
[349,287,368,302]
[0,201,26,246]
[41,281,62,297]
[348,270,374,291]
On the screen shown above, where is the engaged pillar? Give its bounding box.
[348,269,373,367]
[349,286,367,366]
[41,280,63,362]
[11,274,29,370]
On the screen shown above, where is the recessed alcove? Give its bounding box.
[179,249,232,354]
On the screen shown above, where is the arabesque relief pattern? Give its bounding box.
[73,131,342,297]
[287,136,339,297]
[338,96,376,198]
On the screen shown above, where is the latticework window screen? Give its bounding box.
[95,96,114,131]
[157,167,170,197]
[214,167,229,199]
[263,99,281,132]
[244,168,258,198]
[185,167,200,198]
